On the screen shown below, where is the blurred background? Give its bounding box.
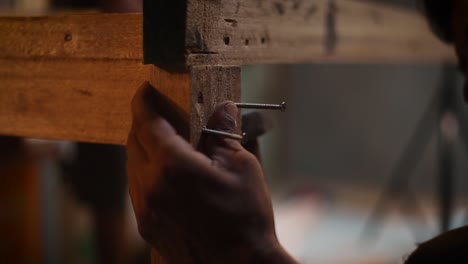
[1,0,468,263]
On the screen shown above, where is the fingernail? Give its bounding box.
[222,102,238,131]
[224,102,238,117]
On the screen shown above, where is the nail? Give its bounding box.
[235,102,286,112]
[202,128,245,140]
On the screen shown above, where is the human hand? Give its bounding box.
[126,82,295,263]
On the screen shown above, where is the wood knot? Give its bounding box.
[64,33,72,41]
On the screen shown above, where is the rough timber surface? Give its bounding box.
[0,13,142,60]
[143,0,455,68]
[0,58,147,144]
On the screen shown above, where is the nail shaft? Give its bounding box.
[202,128,244,140]
[235,102,286,112]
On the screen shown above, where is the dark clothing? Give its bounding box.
[406,226,468,263]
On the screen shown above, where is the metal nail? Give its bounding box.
[235,102,286,112]
[202,128,245,140]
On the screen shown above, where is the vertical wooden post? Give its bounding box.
[0,137,42,262]
[148,65,241,264]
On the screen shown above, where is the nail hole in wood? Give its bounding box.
[64,33,72,41]
[224,36,230,45]
[261,37,266,44]
[224,18,238,27]
[274,2,285,15]
[245,39,249,46]
[197,92,204,104]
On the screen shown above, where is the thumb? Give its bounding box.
[198,101,243,159]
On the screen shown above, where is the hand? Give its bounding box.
[126,83,296,263]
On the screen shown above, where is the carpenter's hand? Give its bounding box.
[126,83,294,263]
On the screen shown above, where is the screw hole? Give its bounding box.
[64,33,72,41]
[224,36,230,45]
[197,92,204,104]
[261,37,267,44]
[245,39,249,46]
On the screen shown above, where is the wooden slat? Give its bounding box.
[0,1,455,68]
[144,0,455,68]
[0,0,457,144]
[0,13,142,60]
[0,58,147,144]
[189,66,241,143]
[148,65,241,264]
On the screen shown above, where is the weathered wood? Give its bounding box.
[148,65,241,264]
[144,0,455,68]
[0,13,142,60]
[0,58,147,144]
[0,61,240,146]
[0,0,455,69]
[189,66,241,143]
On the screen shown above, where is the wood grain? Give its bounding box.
[190,66,241,144]
[0,58,147,144]
[144,0,455,68]
[0,0,456,143]
[148,65,241,264]
[0,13,142,60]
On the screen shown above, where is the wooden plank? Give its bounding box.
[0,58,147,144]
[0,0,456,144]
[0,0,455,68]
[144,0,455,68]
[0,137,41,263]
[0,61,240,147]
[0,13,142,60]
[189,66,241,143]
[148,66,241,264]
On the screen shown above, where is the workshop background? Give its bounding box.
[1,0,467,263]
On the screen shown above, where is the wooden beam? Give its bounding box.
[148,65,241,264]
[0,14,143,60]
[0,13,142,60]
[0,12,241,145]
[0,59,241,146]
[144,0,455,69]
[0,58,147,144]
[0,0,457,144]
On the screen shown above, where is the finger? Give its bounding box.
[126,123,148,164]
[131,82,159,127]
[211,140,262,176]
[206,101,238,133]
[158,135,239,192]
[131,82,180,158]
[131,89,224,177]
[198,101,243,159]
[137,114,179,159]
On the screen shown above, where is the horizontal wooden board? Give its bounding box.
[0,1,455,67]
[0,58,147,144]
[0,13,142,60]
[145,0,455,67]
